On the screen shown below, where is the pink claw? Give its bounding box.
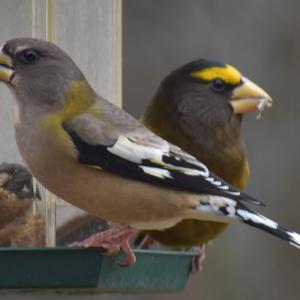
[69,225,137,267]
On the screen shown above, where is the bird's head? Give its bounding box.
[0,37,91,117]
[147,59,273,130]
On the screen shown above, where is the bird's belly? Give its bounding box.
[25,153,197,228]
[146,219,228,248]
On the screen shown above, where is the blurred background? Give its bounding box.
[0,0,300,299]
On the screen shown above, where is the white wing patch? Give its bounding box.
[197,196,238,218]
[108,136,165,164]
[225,191,240,196]
[140,166,172,179]
[107,136,239,197]
[205,176,239,195]
[178,169,205,176]
[205,177,214,182]
[237,209,279,229]
[287,232,300,249]
[108,136,210,176]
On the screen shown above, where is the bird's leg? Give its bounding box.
[69,225,137,267]
[118,236,136,267]
[134,233,153,249]
[190,245,206,273]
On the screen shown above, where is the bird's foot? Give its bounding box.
[190,244,206,273]
[69,225,137,267]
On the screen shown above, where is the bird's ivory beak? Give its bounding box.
[0,50,15,83]
[230,76,273,118]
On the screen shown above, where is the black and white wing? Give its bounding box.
[63,120,262,206]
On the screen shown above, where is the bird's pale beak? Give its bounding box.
[230,76,273,117]
[0,50,15,83]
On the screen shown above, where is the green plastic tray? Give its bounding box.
[0,248,195,294]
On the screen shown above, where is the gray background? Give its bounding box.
[0,0,300,300]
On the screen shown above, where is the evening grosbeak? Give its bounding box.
[0,38,299,267]
[139,60,268,250]
[0,164,33,231]
[0,162,39,199]
[0,163,41,246]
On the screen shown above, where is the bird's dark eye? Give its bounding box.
[211,78,226,92]
[19,49,40,64]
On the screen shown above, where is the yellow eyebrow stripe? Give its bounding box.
[191,64,241,85]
